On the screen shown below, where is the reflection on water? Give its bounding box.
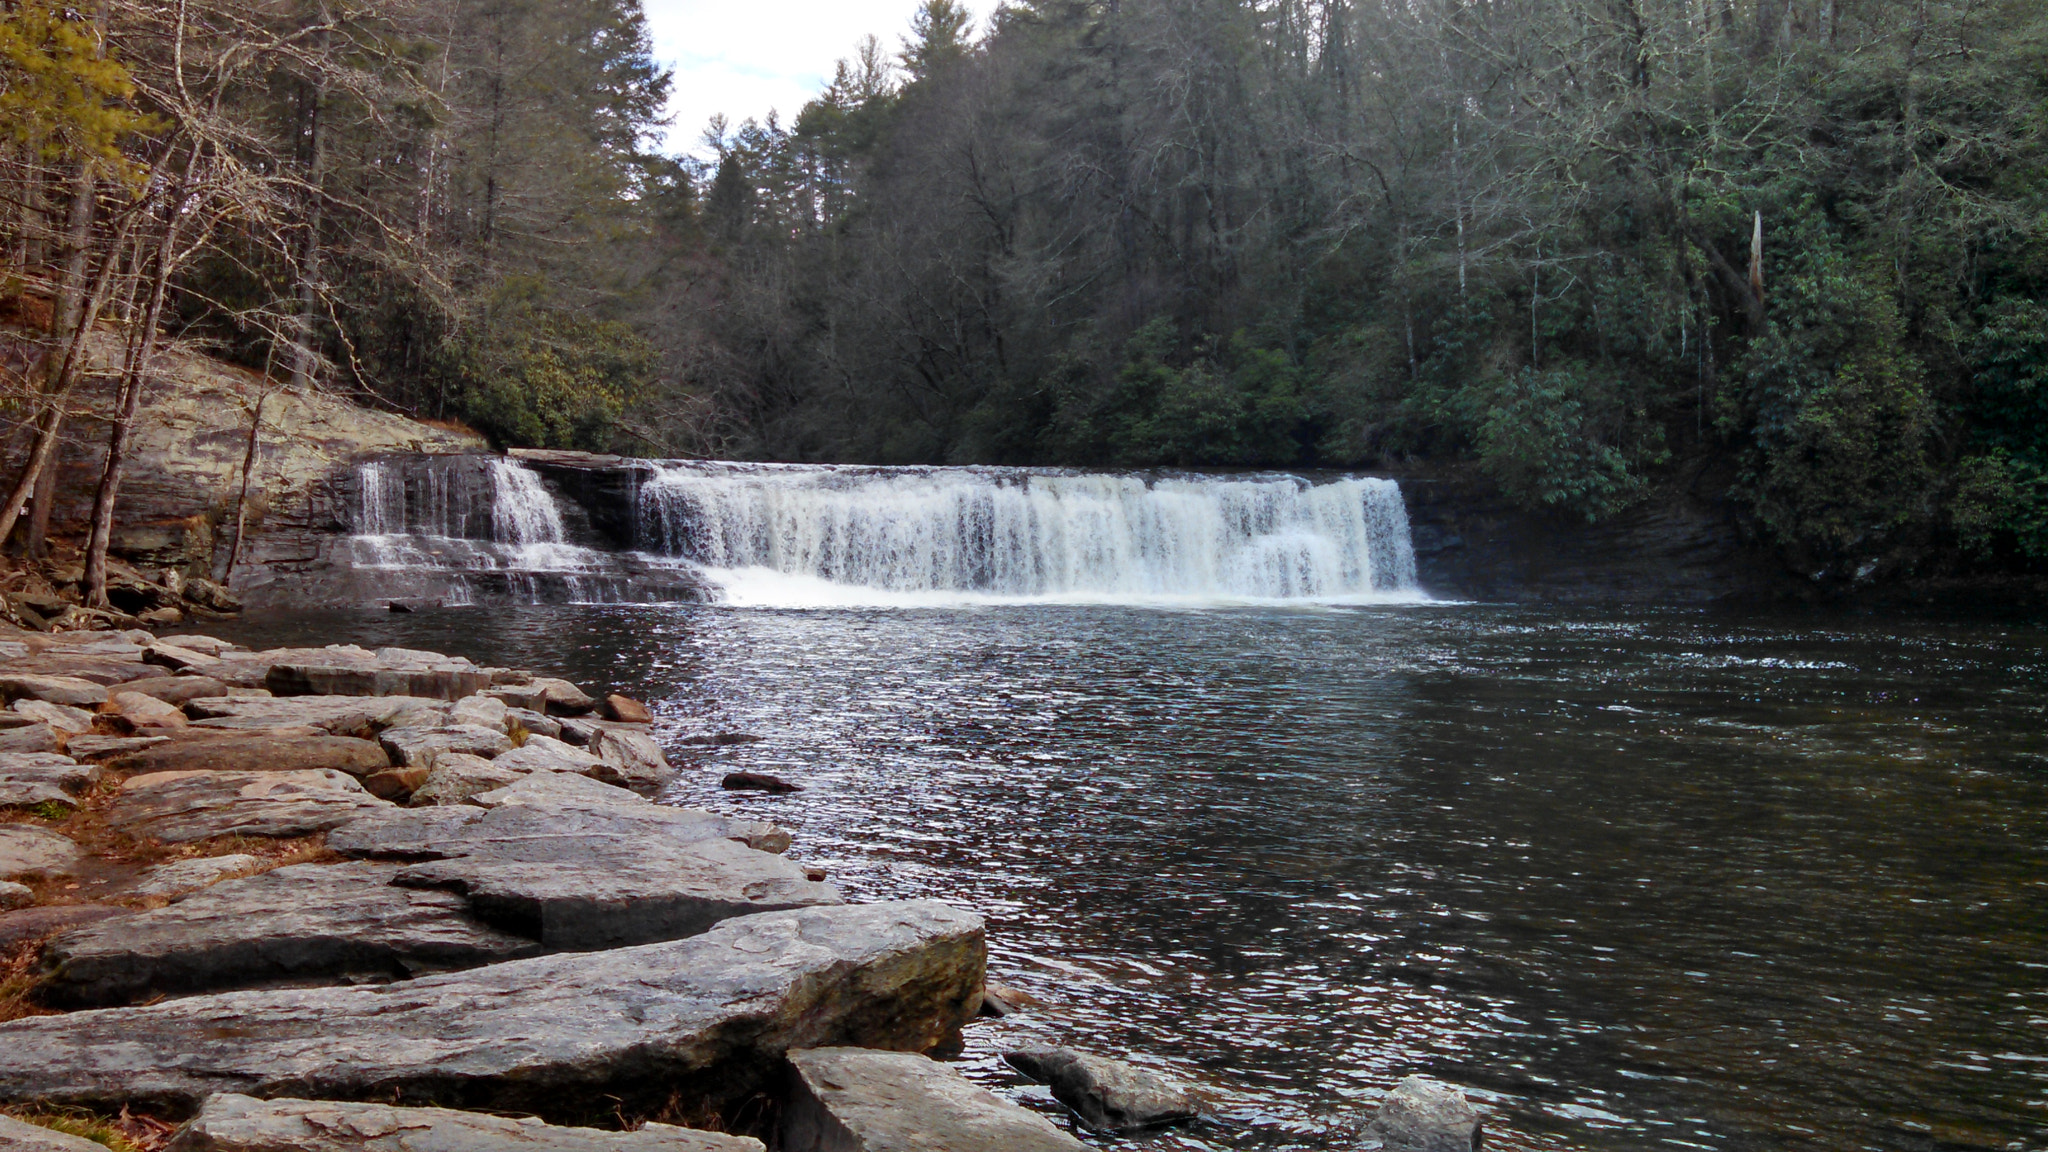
[211,605,2048,1152]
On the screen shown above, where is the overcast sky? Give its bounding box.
[642,0,985,157]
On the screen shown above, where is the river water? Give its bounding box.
[213,602,2048,1152]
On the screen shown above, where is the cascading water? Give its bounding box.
[636,463,1423,607]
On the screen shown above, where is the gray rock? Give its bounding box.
[0,901,987,1120]
[466,770,643,810]
[0,905,128,948]
[531,677,596,716]
[0,825,84,878]
[109,769,394,843]
[1003,1048,1199,1133]
[0,1113,109,1151]
[586,728,671,791]
[11,700,95,735]
[267,664,491,703]
[0,880,31,910]
[406,754,521,807]
[0,676,108,707]
[504,707,561,740]
[145,644,222,673]
[107,691,190,730]
[447,771,791,854]
[63,734,169,761]
[1363,1077,1481,1152]
[0,658,155,687]
[132,854,264,898]
[0,754,99,808]
[448,694,509,733]
[483,684,550,713]
[780,1047,1089,1152]
[554,717,649,748]
[186,695,449,738]
[379,725,512,768]
[0,725,60,755]
[491,735,601,776]
[164,1095,763,1152]
[108,735,391,778]
[37,862,542,1007]
[156,635,238,655]
[119,676,230,705]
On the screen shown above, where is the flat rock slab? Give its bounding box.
[491,736,602,776]
[0,1113,108,1151]
[0,824,85,878]
[267,665,492,703]
[0,905,129,948]
[779,1047,1088,1152]
[0,726,59,756]
[119,676,230,705]
[65,735,169,761]
[109,736,391,778]
[110,770,394,843]
[166,1094,763,1152]
[0,754,99,808]
[37,862,541,1008]
[12,701,95,735]
[0,676,108,707]
[186,697,447,738]
[1003,1048,1198,1133]
[379,726,511,768]
[0,901,986,1121]
[133,854,264,898]
[346,771,791,856]
[407,755,521,807]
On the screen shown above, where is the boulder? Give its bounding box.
[0,901,987,1120]
[0,676,106,708]
[491,735,601,776]
[266,664,491,703]
[0,905,128,948]
[448,695,509,733]
[0,659,155,687]
[379,725,512,768]
[603,695,652,724]
[1362,1077,1482,1152]
[109,770,394,843]
[108,735,391,778]
[0,825,84,878]
[0,725,59,755]
[505,707,561,740]
[163,1095,764,1152]
[0,1113,109,1151]
[11,700,95,735]
[407,755,522,807]
[0,880,31,910]
[722,772,802,794]
[132,854,263,898]
[532,678,595,716]
[0,754,99,808]
[1003,1048,1198,1133]
[36,862,542,1007]
[586,728,671,791]
[117,675,229,705]
[779,1047,1089,1152]
[483,684,550,713]
[108,691,190,730]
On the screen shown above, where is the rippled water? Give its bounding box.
[212,604,2048,1152]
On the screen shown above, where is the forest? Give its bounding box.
[3,0,2047,589]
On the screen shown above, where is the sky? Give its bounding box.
[641,0,984,158]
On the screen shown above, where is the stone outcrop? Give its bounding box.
[779,1048,1089,1152]
[1362,1077,1482,1152]
[164,1095,763,1152]
[36,862,542,1008]
[0,901,986,1121]
[1003,1048,1198,1133]
[109,769,393,842]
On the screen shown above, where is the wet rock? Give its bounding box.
[379,725,513,768]
[0,880,32,910]
[64,734,169,761]
[112,675,228,705]
[0,901,987,1119]
[12,700,95,735]
[448,694,509,733]
[505,707,561,740]
[491,734,602,776]
[603,695,652,723]
[0,754,99,808]
[0,825,84,878]
[780,1047,1089,1152]
[0,1112,109,1151]
[108,691,190,730]
[721,772,802,794]
[0,725,59,755]
[586,727,671,791]
[1362,1077,1481,1152]
[163,1094,765,1152]
[109,735,391,778]
[679,733,763,747]
[0,905,128,948]
[1003,1048,1199,1133]
[109,770,394,843]
[407,754,522,807]
[132,854,264,898]
[36,862,541,1007]
[0,675,107,708]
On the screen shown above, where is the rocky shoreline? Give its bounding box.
[0,627,1480,1152]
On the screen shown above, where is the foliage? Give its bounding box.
[440,288,653,451]
[0,1,155,166]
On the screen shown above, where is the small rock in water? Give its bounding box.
[802,866,829,882]
[1362,1076,1482,1152]
[1004,1047,1200,1133]
[722,771,802,794]
[979,979,1041,1018]
[680,732,762,746]
[604,694,653,723]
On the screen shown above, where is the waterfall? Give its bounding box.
[636,463,1422,606]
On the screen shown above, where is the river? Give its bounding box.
[210,600,2048,1152]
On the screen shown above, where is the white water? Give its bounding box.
[636,463,1423,608]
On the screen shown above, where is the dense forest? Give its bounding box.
[3,0,2046,590]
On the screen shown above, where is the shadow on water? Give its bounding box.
[207,603,2048,1152]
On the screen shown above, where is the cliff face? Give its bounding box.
[1,325,485,591]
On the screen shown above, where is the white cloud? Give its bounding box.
[642,0,983,157]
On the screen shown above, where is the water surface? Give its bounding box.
[212,604,2048,1152]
